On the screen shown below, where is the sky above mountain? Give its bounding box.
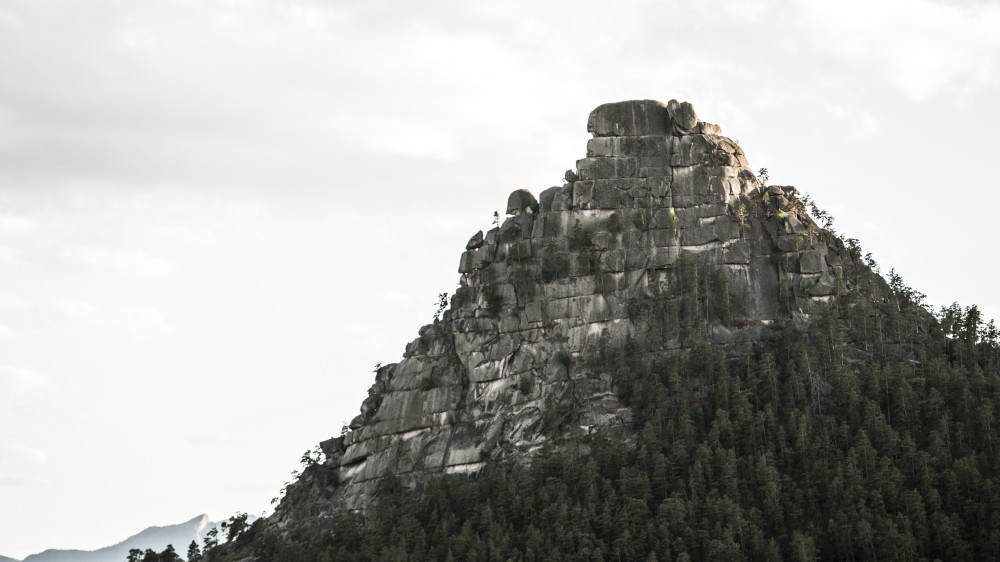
[1,0,999,558]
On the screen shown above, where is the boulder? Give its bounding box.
[506,189,539,216]
[587,100,671,137]
[667,99,699,134]
[466,230,484,250]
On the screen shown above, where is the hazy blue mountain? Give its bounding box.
[21,514,210,562]
[0,555,21,562]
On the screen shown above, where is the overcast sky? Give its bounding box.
[2,0,1000,558]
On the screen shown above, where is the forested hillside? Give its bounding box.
[199,208,1000,561]
[135,99,1000,561]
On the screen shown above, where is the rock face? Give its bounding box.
[273,99,845,531]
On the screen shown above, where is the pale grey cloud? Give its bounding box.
[0,365,53,401]
[0,443,48,487]
[50,300,170,336]
[0,1,998,559]
[56,245,170,278]
[793,0,1000,100]
[0,291,29,309]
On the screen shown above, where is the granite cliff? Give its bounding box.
[263,99,849,536]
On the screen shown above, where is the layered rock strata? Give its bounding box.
[274,99,845,528]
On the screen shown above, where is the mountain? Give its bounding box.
[1,555,20,562]
[213,99,1000,561]
[20,515,210,562]
[290,99,828,512]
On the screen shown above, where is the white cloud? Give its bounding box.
[828,105,881,142]
[0,444,49,487]
[0,323,14,341]
[0,365,53,401]
[0,215,37,236]
[0,290,29,309]
[57,246,170,278]
[152,224,226,249]
[794,0,1000,101]
[51,300,170,336]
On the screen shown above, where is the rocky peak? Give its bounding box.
[272,99,845,532]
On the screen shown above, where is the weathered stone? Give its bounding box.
[268,98,862,531]
[551,184,573,211]
[799,250,827,274]
[592,180,622,209]
[466,230,484,250]
[577,157,638,180]
[588,100,671,137]
[459,250,476,273]
[525,301,544,324]
[697,122,722,135]
[667,99,699,134]
[722,240,752,264]
[646,176,671,198]
[538,185,559,213]
[639,167,671,179]
[506,189,539,215]
[587,136,671,158]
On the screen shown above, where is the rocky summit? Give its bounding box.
[266,98,846,535]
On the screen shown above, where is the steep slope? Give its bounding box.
[262,99,851,530]
[207,98,1000,561]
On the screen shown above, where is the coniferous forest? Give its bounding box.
[189,228,1000,562]
[136,200,1000,562]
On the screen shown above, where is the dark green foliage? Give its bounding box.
[499,222,521,243]
[483,285,503,316]
[518,374,533,395]
[569,219,591,251]
[628,254,741,347]
[128,544,182,562]
[665,208,680,237]
[419,375,436,391]
[542,250,570,283]
[226,234,1000,562]
[511,266,538,300]
[578,250,601,277]
[186,540,202,562]
[608,211,623,234]
[633,205,648,230]
[556,344,572,367]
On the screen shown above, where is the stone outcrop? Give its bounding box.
[271,99,847,532]
[506,189,539,216]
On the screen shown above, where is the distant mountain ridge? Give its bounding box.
[18,514,210,562]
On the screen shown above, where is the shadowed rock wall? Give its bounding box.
[271,99,846,530]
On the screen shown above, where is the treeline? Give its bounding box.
[206,245,1000,560]
[160,195,1000,561]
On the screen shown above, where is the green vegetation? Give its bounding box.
[607,211,623,234]
[569,219,591,251]
[484,285,504,316]
[127,545,183,562]
[541,250,570,283]
[217,227,1000,561]
[633,205,648,230]
[228,285,1000,562]
[556,344,572,368]
[665,207,680,237]
[197,191,1000,562]
[518,374,533,395]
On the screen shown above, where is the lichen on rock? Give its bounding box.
[271,99,846,534]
